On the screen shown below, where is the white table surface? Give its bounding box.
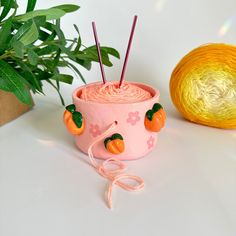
[1,0,236,235]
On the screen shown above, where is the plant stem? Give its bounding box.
[0,51,13,60]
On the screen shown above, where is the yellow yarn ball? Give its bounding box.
[170,43,236,129]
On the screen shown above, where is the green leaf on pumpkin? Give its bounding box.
[72,111,83,128]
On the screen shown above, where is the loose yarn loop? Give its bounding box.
[87,121,144,209]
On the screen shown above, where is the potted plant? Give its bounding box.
[0,0,119,125]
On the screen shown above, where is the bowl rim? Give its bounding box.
[72,81,160,106]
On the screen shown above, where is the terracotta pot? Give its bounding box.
[0,90,33,126]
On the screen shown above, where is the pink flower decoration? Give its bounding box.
[127,111,140,126]
[89,124,101,137]
[147,136,155,149]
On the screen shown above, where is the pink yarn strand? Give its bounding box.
[87,121,144,209]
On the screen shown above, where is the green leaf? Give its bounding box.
[0,0,14,21]
[36,45,59,56]
[39,59,56,72]
[27,49,38,65]
[0,17,12,53]
[104,137,112,148]
[51,4,80,13]
[76,50,112,67]
[51,19,66,45]
[26,0,36,12]
[33,68,52,81]
[84,45,120,59]
[72,111,82,128]
[81,46,117,67]
[68,38,77,50]
[111,133,123,140]
[66,104,75,113]
[75,58,92,70]
[152,103,162,112]
[18,71,36,93]
[37,22,57,42]
[73,24,80,35]
[0,60,32,105]
[46,79,64,105]
[16,59,42,93]
[11,20,22,30]
[44,30,57,41]
[11,20,32,42]
[56,44,77,60]
[16,8,66,22]
[0,75,10,91]
[50,74,73,84]
[57,61,68,67]
[100,46,120,59]
[73,24,81,53]
[50,50,61,90]
[40,21,68,45]
[38,29,51,41]
[0,0,18,9]
[19,20,38,45]
[31,16,47,41]
[75,36,81,52]
[52,49,61,69]
[15,70,38,93]
[32,15,46,26]
[42,21,54,31]
[98,49,113,66]
[146,110,154,121]
[66,61,86,84]
[12,40,25,58]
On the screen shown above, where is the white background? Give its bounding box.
[1,0,236,235]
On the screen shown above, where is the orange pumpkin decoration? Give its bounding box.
[144,103,166,132]
[104,133,125,155]
[63,104,85,135]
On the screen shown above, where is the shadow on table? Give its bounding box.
[21,99,90,165]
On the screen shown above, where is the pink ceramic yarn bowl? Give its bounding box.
[72,81,160,161]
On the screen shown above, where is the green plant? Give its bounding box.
[0,0,119,105]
